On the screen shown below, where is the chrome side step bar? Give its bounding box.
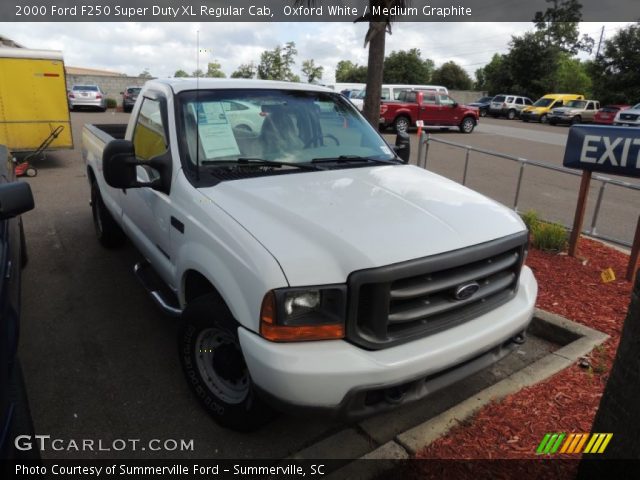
[133,261,182,317]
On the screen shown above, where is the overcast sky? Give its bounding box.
[0,22,629,83]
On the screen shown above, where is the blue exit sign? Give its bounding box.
[563,125,640,178]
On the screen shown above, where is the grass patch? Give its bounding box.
[520,210,568,253]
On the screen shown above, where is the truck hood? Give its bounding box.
[199,165,525,286]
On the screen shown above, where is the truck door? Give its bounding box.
[435,94,458,125]
[120,94,176,285]
[419,91,439,125]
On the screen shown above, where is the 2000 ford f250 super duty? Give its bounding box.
[83,79,537,431]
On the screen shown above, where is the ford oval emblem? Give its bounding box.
[454,281,480,301]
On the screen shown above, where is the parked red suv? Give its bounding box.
[380,90,479,133]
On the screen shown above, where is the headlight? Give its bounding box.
[260,286,347,341]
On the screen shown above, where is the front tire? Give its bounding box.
[91,181,125,248]
[459,116,476,133]
[571,115,582,125]
[179,294,275,432]
[540,114,548,124]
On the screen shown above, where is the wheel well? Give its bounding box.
[87,166,96,184]
[183,270,227,308]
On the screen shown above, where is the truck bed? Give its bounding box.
[84,124,127,143]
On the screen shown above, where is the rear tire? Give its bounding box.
[91,181,125,248]
[179,294,275,432]
[507,109,516,120]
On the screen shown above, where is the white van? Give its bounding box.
[351,84,448,111]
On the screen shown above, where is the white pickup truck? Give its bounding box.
[83,79,537,431]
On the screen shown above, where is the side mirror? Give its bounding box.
[103,140,168,191]
[394,131,411,164]
[103,140,157,189]
[0,182,34,220]
[119,91,124,95]
[452,102,459,108]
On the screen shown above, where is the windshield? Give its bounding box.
[566,100,586,108]
[127,87,141,94]
[633,103,640,110]
[176,89,396,168]
[73,85,98,91]
[533,98,554,107]
[477,96,493,103]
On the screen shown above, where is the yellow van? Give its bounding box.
[520,93,585,124]
[0,47,73,152]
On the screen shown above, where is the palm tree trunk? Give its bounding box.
[579,270,640,472]
[362,22,386,127]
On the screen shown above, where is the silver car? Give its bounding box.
[68,85,107,111]
[489,94,533,119]
[614,103,640,127]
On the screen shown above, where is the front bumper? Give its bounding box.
[548,115,573,124]
[240,266,537,419]
[520,111,542,121]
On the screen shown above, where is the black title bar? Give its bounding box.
[4,0,640,22]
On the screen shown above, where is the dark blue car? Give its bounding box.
[0,145,35,459]
[469,96,494,117]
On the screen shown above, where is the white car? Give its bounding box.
[82,79,537,431]
[614,103,640,127]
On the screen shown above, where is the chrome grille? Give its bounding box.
[346,231,528,350]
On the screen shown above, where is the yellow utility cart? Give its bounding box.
[0,47,73,176]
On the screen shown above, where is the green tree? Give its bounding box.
[174,69,189,78]
[533,0,594,54]
[335,60,367,83]
[554,55,591,95]
[431,61,473,90]
[257,42,299,82]
[383,49,434,84]
[138,69,152,79]
[301,59,323,83]
[231,62,256,79]
[590,23,640,104]
[191,69,204,78]
[474,54,513,94]
[205,61,226,78]
[505,31,559,99]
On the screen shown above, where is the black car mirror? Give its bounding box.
[102,140,156,189]
[0,182,34,220]
[394,131,411,164]
[452,102,459,108]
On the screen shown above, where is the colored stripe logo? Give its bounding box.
[536,433,612,454]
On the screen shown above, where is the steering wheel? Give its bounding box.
[304,134,340,148]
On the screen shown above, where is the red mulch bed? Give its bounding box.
[405,238,634,476]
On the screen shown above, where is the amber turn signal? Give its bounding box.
[260,290,345,342]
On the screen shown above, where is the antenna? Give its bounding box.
[195,29,201,181]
